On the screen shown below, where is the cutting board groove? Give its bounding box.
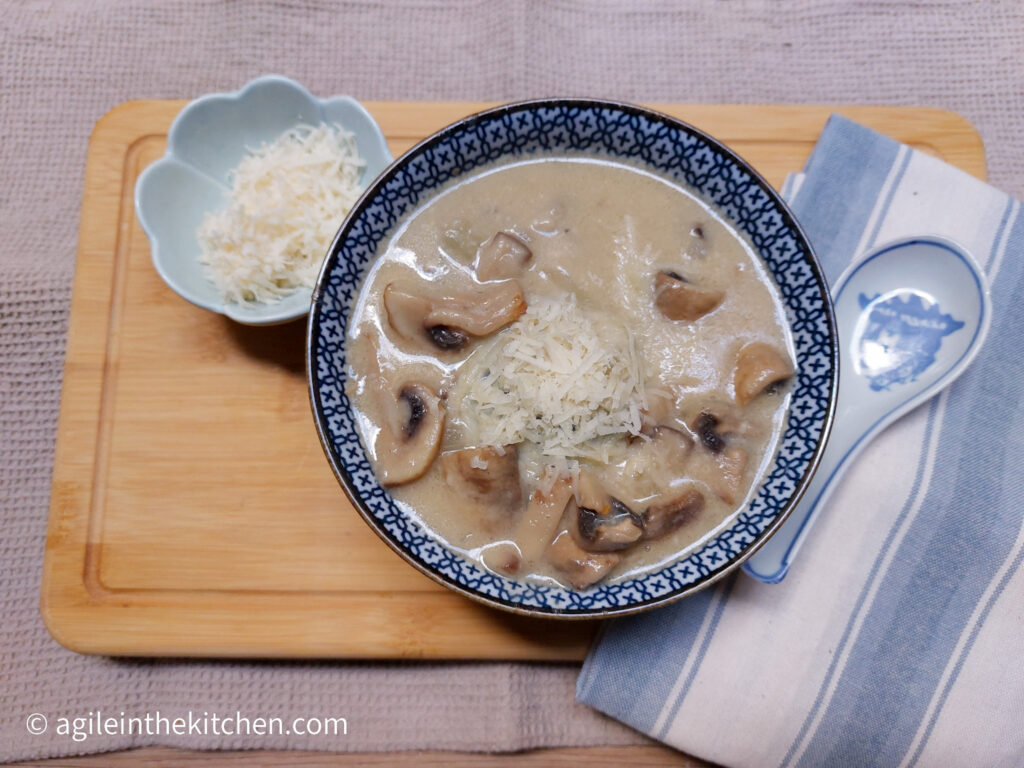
[41,101,985,658]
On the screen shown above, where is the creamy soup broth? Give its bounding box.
[345,157,794,589]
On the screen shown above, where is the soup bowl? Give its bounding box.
[307,99,838,618]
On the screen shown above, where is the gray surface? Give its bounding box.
[2,0,1021,760]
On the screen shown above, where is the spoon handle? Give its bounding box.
[741,416,863,583]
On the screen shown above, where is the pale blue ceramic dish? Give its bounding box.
[308,99,839,618]
[134,75,392,325]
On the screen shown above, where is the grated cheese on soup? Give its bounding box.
[197,124,365,304]
[459,296,647,461]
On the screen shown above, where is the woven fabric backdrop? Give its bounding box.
[2,0,1021,760]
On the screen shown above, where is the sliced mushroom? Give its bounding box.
[692,411,727,454]
[547,530,622,589]
[715,447,748,505]
[575,469,609,512]
[643,487,705,540]
[427,325,469,350]
[685,398,762,455]
[733,342,794,406]
[474,232,532,281]
[689,446,749,505]
[383,286,449,348]
[514,474,575,565]
[654,271,724,322]
[374,383,445,486]
[440,444,521,508]
[569,470,644,552]
[383,279,527,352]
[570,498,644,552]
[485,474,576,578]
[425,280,527,335]
[690,399,755,437]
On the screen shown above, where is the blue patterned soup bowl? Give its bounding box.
[307,100,838,618]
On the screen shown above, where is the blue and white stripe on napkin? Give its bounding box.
[578,115,1024,768]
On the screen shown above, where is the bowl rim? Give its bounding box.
[306,97,839,619]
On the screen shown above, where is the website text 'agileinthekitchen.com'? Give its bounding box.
[25,710,348,743]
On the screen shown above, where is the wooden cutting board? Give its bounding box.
[41,101,986,659]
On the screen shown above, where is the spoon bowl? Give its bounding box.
[743,236,992,583]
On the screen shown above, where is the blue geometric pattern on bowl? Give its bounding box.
[134,75,393,326]
[308,99,838,617]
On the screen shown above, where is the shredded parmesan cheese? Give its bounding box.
[460,296,647,461]
[197,124,365,304]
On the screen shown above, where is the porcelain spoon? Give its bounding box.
[743,236,992,583]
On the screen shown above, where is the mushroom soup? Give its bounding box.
[345,157,795,590]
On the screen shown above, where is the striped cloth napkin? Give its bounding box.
[577,115,1024,768]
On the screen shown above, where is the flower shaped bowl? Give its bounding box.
[307,99,839,618]
[135,75,393,325]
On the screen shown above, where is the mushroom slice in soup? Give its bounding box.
[688,400,758,442]
[689,445,749,505]
[374,383,446,486]
[547,530,622,589]
[715,447,749,505]
[383,279,527,352]
[570,470,644,553]
[473,232,532,282]
[514,474,575,565]
[733,342,793,406]
[483,474,575,577]
[692,410,729,453]
[383,286,459,349]
[653,270,724,322]
[440,444,522,508]
[575,468,610,511]
[642,486,705,540]
[570,497,644,552]
[424,280,527,334]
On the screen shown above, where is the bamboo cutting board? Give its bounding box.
[41,101,986,659]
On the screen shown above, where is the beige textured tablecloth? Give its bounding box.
[2,0,1021,761]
